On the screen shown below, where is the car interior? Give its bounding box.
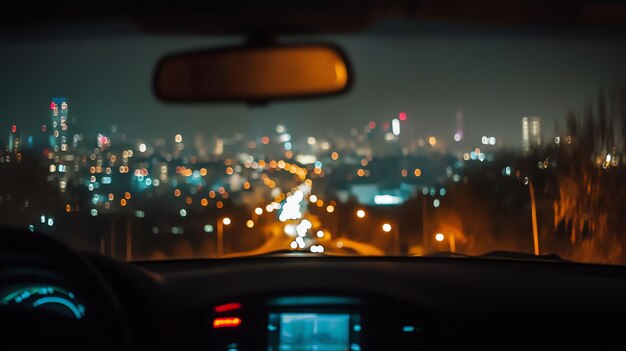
[2,1,626,350]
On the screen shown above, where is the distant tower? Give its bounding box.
[50,98,69,152]
[522,116,542,154]
[454,110,463,142]
[213,136,224,157]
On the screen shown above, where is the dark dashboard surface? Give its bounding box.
[86,254,626,351]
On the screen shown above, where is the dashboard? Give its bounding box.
[200,295,431,351]
[4,240,626,351]
[86,254,626,351]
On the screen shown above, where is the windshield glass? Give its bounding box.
[2,21,626,263]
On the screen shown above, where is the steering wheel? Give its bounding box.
[0,227,132,351]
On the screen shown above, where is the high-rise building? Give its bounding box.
[212,136,224,157]
[50,97,69,152]
[454,110,463,142]
[522,116,541,154]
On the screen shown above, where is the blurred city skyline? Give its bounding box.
[2,21,626,148]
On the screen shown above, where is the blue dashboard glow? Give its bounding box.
[0,285,85,319]
[32,296,84,319]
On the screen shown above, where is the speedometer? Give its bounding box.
[0,285,85,319]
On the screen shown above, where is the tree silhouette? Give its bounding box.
[549,85,626,263]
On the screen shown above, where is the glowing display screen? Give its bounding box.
[0,285,85,319]
[268,313,360,351]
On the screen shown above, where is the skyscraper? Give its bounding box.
[50,97,69,152]
[522,116,542,154]
[454,110,463,142]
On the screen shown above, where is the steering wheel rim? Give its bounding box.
[0,227,132,351]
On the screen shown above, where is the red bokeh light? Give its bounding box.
[214,302,242,313]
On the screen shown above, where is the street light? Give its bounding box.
[527,178,540,256]
[356,209,366,218]
[217,217,231,257]
[382,223,400,255]
[435,233,456,253]
[253,207,263,222]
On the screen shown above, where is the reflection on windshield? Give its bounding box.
[1,87,625,264]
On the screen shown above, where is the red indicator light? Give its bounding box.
[399,112,407,121]
[11,125,17,133]
[214,302,242,313]
[213,317,241,328]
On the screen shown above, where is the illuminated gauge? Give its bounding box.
[0,285,85,319]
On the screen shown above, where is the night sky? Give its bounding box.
[2,20,626,149]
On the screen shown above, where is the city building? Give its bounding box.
[50,97,69,152]
[522,116,541,154]
[454,110,463,142]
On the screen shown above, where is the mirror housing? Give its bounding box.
[153,44,351,103]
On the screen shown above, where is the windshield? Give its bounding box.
[2,20,626,263]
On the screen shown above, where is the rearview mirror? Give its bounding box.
[153,44,351,103]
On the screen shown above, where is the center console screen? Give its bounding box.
[268,313,360,351]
